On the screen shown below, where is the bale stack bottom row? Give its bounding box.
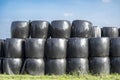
[0,20,120,75]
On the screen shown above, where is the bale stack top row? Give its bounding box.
[11,20,120,39]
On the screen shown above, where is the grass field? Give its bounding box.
[0,74,120,80]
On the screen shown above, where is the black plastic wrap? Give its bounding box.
[5,38,24,58]
[67,38,88,58]
[21,59,44,75]
[3,58,22,74]
[110,57,120,73]
[11,21,30,38]
[0,39,4,58]
[110,38,120,57]
[89,38,109,57]
[31,20,50,38]
[92,26,101,37]
[89,57,110,74]
[25,39,45,58]
[0,59,2,73]
[45,59,66,75]
[71,20,93,38]
[102,27,118,37]
[50,20,71,38]
[45,38,67,59]
[66,58,89,74]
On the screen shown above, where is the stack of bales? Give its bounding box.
[66,20,93,74]
[1,19,120,75]
[89,26,111,74]
[102,27,120,74]
[101,27,120,73]
[45,20,71,75]
[89,37,110,74]
[3,21,29,74]
[21,21,49,75]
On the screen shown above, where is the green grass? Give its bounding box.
[0,74,120,80]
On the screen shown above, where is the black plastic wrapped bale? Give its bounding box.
[3,58,22,74]
[11,21,30,38]
[66,58,89,74]
[89,37,109,57]
[71,20,93,38]
[45,38,67,59]
[119,28,120,37]
[67,38,88,58]
[0,39,4,58]
[45,59,66,75]
[50,20,71,38]
[89,57,110,74]
[31,20,50,38]
[21,59,44,75]
[0,59,2,73]
[110,57,120,73]
[92,26,101,37]
[110,38,120,57]
[25,39,45,58]
[102,27,119,37]
[5,38,24,58]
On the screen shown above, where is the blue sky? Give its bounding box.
[0,0,120,39]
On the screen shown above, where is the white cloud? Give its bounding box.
[63,13,73,17]
[102,0,111,3]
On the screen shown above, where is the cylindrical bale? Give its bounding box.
[66,58,89,74]
[92,26,101,37]
[0,59,2,73]
[25,39,45,58]
[3,58,22,74]
[45,59,66,75]
[101,27,119,37]
[11,21,29,38]
[50,20,71,38]
[119,28,120,37]
[110,57,120,73]
[89,37,109,57]
[0,39,4,58]
[5,38,24,58]
[89,57,110,74]
[67,38,88,58]
[31,20,50,38]
[110,38,120,57]
[45,38,67,59]
[21,59,44,75]
[71,20,93,38]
